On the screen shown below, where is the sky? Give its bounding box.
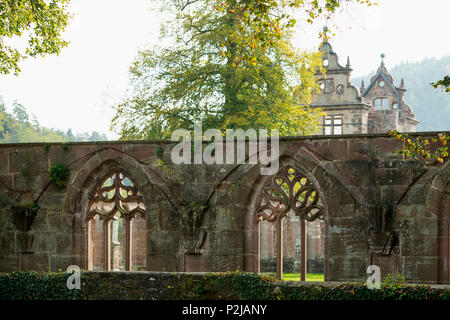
[0,0,448,140]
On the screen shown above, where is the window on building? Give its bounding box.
[324,115,343,135]
[374,98,389,110]
[87,168,147,271]
[319,79,334,94]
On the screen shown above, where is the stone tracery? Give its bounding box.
[256,165,325,280]
[86,168,146,271]
[256,165,324,223]
[87,168,145,222]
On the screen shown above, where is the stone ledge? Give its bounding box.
[0,131,449,148]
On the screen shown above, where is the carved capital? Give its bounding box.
[178,201,209,255]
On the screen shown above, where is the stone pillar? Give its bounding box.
[111,217,121,270]
[125,219,132,271]
[301,219,307,281]
[104,220,111,271]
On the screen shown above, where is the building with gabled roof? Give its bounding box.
[310,40,418,135]
[362,54,419,133]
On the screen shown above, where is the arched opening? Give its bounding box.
[259,214,324,281]
[255,165,326,280]
[86,167,147,271]
[438,179,450,284]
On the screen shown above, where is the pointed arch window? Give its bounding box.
[255,166,325,280]
[86,168,146,271]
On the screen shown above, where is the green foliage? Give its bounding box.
[0,97,109,143]
[182,271,275,300]
[283,282,448,301]
[49,164,71,188]
[0,0,72,75]
[179,271,449,300]
[382,273,406,290]
[431,75,450,93]
[113,0,380,139]
[282,273,324,281]
[0,271,85,300]
[156,146,164,157]
[207,0,375,65]
[1,271,448,300]
[388,130,449,164]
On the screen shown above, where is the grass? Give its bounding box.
[282,273,324,282]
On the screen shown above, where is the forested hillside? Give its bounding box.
[352,55,450,131]
[0,96,107,143]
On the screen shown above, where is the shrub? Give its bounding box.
[0,271,85,300]
[49,164,71,188]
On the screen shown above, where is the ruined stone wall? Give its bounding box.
[0,132,448,283]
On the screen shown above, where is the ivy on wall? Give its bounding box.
[0,271,449,300]
[49,164,71,188]
[0,272,85,300]
[179,271,450,300]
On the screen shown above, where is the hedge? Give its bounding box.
[178,271,450,300]
[0,271,85,300]
[0,271,449,300]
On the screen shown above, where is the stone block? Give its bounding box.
[0,150,9,174]
[403,256,439,283]
[13,173,42,192]
[56,232,73,255]
[9,148,48,173]
[50,255,73,271]
[0,174,13,191]
[371,254,402,279]
[370,168,411,186]
[349,139,371,160]
[38,231,57,253]
[401,236,438,257]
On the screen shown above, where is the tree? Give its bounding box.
[66,128,74,140]
[0,0,71,75]
[0,96,14,139]
[89,131,107,141]
[113,0,373,140]
[12,101,29,124]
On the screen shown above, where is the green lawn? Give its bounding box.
[282,273,324,282]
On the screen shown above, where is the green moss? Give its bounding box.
[49,164,71,188]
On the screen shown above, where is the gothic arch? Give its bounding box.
[239,152,357,280]
[66,148,169,270]
[425,162,450,284]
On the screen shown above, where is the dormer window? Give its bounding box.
[319,79,334,94]
[374,98,389,110]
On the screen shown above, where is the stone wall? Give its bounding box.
[0,132,448,283]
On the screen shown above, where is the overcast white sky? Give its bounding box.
[0,0,448,140]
